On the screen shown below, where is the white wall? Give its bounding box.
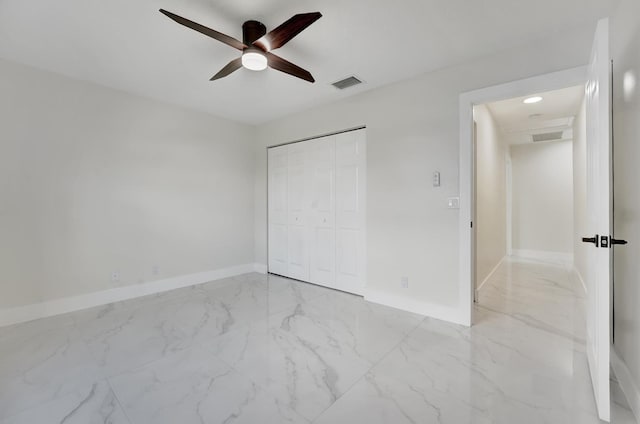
[474,105,507,285]
[253,25,595,321]
[510,141,574,255]
[611,0,640,416]
[0,58,255,309]
[573,99,588,279]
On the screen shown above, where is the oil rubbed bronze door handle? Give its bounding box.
[582,235,599,247]
[609,237,628,246]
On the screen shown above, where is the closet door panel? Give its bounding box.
[335,130,366,294]
[313,228,334,275]
[286,142,310,280]
[287,225,308,278]
[308,137,336,286]
[269,224,288,274]
[268,146,288,275]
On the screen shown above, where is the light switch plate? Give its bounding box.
[433,171,441,187]
[447,197,460,209]
[400,276,409,288]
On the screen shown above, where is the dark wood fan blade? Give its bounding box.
[253,12,321,52]
[266,52,314,83]
[210,57,243,80]
[160,9,247,51]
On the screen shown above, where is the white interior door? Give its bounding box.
[268,146,288,276]
[335,130,366,295]
[584,18,612,422]
[287,142,310,281]
[308,136,336,287]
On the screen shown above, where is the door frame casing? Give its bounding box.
[458,66,588,326]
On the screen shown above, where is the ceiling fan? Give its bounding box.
[159,9,322,83]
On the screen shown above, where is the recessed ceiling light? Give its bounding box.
[523,96,543,104]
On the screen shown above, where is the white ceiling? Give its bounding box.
[0,0,617,124]
[486,85,586,145]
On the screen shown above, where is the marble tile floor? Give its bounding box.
[0,259,636,423]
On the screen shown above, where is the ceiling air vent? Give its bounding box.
[532,131,564,142]
[332,76,362,90]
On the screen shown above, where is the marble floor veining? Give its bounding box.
[0,259,636,423]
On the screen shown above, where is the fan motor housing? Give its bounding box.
[243,20,267,46]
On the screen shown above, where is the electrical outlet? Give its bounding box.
[152,265,159,276]
[400,276,409,288]
[111,271,120,283]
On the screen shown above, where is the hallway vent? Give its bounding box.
[332,76,363,90]
[532,131,564,142]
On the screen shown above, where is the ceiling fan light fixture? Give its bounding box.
[160,9,320,82]
[242,51,267,71]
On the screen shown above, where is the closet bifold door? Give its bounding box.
[268,146,289,276]
[308,136,336,288]
[286,142,310,281]
[335,130,366,294]
[268,129,365,293]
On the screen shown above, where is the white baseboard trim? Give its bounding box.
[477,256,506,292]
[574,267,588,295]
[612,347,640,423]
[365,288,467,326]
[0,263,262,328]
[511,249,574,268]
[253,263,268,274]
